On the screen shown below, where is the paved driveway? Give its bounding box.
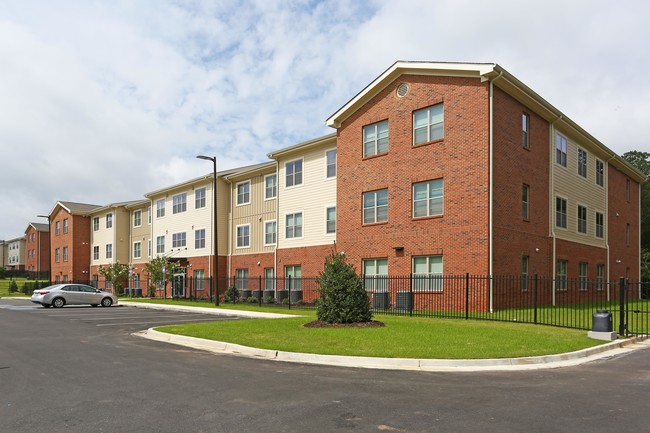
[2,298,649,433]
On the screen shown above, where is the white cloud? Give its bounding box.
[1,0,648,239]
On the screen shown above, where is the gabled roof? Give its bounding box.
[49,201,102,217]
[267,133,337,160]
[90,200,145,214]
[25,222,49,233]
[223,161,276,182]
[325,60,646,183]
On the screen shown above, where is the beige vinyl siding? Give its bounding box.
[552,131,607,248]
[114,207,131,264]
[278,139,337,248]
[130,206,151,264]
[230,169,277,255]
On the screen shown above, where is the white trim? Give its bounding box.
[284,211,304,240]
[235,223,251,249]
[235,180,251,206]
[325,206,336,236]
[284,158,304,189]
[263,219,277,246]
[325,148,337,180]
[264,173,277,201]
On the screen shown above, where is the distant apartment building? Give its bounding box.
[25,222,50,278]
[125,199,151,290]
[5,236,26,271]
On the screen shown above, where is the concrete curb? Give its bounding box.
[119,301,298,319]
[134,327,650,372]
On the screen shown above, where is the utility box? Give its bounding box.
[588,310,617,341]
[373,292,390,310]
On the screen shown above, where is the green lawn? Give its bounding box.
[0,278,48,297]
[156,310,604,359]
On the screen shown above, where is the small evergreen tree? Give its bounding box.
[316,252,372,323]
[8,279,18,293]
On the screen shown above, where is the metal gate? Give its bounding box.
[620,279,650,337]
[172,273,186,298]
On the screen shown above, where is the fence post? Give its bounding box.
[533,273,538,325]
[288,274,292,310]
[409,274,413,317]
[465,273,470,320]
[258,275,262,307]
[619,277,626,336]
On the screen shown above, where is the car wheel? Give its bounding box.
[101,298,113,307]
[52,298,65,308]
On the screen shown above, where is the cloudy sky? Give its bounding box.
[1,0,648,240]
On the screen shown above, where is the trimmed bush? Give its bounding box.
[224,285,240,303]
[316,252,372,324]
[8,280,18,293]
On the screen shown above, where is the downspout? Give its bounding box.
[550,115,562,306]
[604,154,616,301]
[226,177,233,280]
[488,71,503,313]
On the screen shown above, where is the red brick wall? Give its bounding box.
[276,245,335,278]
[50,209,91,282]
[336,75,491,276]
[25,227,50,274]
[608,164,640,280]
[230,253,275,280]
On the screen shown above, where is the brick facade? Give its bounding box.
[50,208,92,283]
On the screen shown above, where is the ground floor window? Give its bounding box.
[579,262,588,291]
[194,270,205,290]
[235,269,249,290]
[285,265,302,291]
[363,258,388,292]
[596,264,605,291]
[264,268,275,290]
[521,256,529,291]
[556,259,568,291]
[412,255,443,291]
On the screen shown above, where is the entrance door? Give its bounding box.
[172,273,186,298]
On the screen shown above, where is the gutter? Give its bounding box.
[488,71,503,313]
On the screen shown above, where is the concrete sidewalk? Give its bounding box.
[123,301,650,372]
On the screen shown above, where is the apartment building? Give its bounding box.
[25,222,50,278]
[325,61,643,287]
[125,199,152,290]
[5,236,26,271]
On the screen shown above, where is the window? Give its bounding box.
[626,223,631,246]
[236,181,250,205]
[579,262,588,291]
[236,225,250,248]
[363,189,388,224]
[363,120,389,157]
[106,213,113,229]
[522,184,530,220]
[195,187,206,209]
[286,160,303,187]
[285,265,302,291]
[134,242,142,259]
[194,270,205,290]
[63,247,68,262]
[363,258,388,292]
[412,255,443,291]
[156,199,165,218]
[577,205,587,234]
[55,221,60,235]
[521,256,529,291]
[326,207,336,234]
[522,113,530,148]
[556,259,567,290]
[148,206,152,224]
[413,179,443,218]
[156,236,165,254]
[596,212,604,238]
[556,133,567,167]
[285,213,303,239]
[172,193,187,214]
[93,246,99,260]
[63,219,69,234]
[195,229,205,249]
[413,103,444,145]
[264,268,275,290]
[556,197,567,229]
[235,269,249,290]
[134,210,142,227]
[148,240,152,257]
[265,174,277,199]
[265,220,277,245]
[326,149,336,178]
[106,244,113,259]
[578,148,587,178]
[596,159,604,187]
[596,264,605,291]
[172,232,187,248]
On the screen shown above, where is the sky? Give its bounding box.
[1,0,649,240]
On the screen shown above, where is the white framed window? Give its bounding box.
[596,212,604,239]
[578,148,587,178]
[596,264,605,291]
[148,206,152,224]
[579,262,588,291]
[236,224,250,248]
[156,199,165,218]
[284,265,302,291]
[106,213,113,229]
[236,181,250,205]
[556,133,567,167]
[522,113,530,148]
[194,270,205,290]
[577,205,587,234]
[596,159,604,187]
[172,193,187,214]
[363,120,389,157]
[93,245,99,260]
[413,103,444,145]
[326,149,336,178]
[522,256,529,291]
[235,268,249,290]
[326,207,336,234]
[55,248,60,262]
[363,258,388,292]
[195,229,206,249]
[133,242,142,259]
[156,236,165,254]
[285,213,303,239]
[412,255,443,291]
[63,219,69,234]
[133,210,142,227]
[63,246,68,262]
[522,184,530,220]
[264,268,275,290]
[106,244,113,259]
[148,239,152,257]
[556,196,567,229]
[55,221,60,235]
[286,159,303,187]
[265,174,277,199]
[195,187,206,209]
[172,232,187,248]
[413,179,443,218]
[556,259,567,290]
[363,189,388,224]
[264,220,277,246]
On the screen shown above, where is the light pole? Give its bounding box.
[196,155,219,306]
[37,214,51,284]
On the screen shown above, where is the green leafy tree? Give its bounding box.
[145,256,183,297]
[622,151,650,282]
[316,252,372,324]
[99,262,130,295]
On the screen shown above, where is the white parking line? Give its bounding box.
[70,314,210,321]
[96,318,230,326]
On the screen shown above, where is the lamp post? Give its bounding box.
[37,214,51,284]
[196,155,219,306]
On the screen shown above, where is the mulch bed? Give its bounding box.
[303,320,385,328]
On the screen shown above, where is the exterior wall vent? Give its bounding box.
[396,83,409,97]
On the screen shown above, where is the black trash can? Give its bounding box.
[592,310,613,332]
